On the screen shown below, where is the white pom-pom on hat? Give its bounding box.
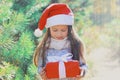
[34,28,43,37]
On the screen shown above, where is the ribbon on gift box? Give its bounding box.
[47,53,73,78]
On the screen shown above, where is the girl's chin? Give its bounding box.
[53,37,65,40]
[56,38,64,40]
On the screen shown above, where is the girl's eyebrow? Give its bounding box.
[52,28,57,30]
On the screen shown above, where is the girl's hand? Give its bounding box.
[40,67,47,80]
[76,68,85,80]
[80,68,86,77]
[76,75,81,80]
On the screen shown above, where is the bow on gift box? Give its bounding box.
[47,53,73,78]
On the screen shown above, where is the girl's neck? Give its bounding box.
[49,37,70,50]
[51,37,68,41]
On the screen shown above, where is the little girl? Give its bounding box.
[33,3,87,80]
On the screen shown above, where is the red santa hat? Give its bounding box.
[34,3,74,37]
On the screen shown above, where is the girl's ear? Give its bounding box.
[34,28,43,37]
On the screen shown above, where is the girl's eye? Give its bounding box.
[52,29,57,32]
[61,30,66,32]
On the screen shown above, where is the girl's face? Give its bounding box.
[50,25,68,40]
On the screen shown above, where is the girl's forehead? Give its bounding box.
[50,25,68,29]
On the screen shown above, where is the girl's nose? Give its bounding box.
[56,32,63,39]
[56,31,62,36]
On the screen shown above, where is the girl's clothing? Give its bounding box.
[49,37,70,50]
[38,37,87,79]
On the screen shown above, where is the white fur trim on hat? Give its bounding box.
[45,14,74,28]
[34,28,43,37]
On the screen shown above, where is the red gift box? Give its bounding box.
[45,60,81,79]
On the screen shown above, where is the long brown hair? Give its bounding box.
[33,25,86,66]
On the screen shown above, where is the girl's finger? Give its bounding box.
[76,75,81,80]
[40,73,46,80]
